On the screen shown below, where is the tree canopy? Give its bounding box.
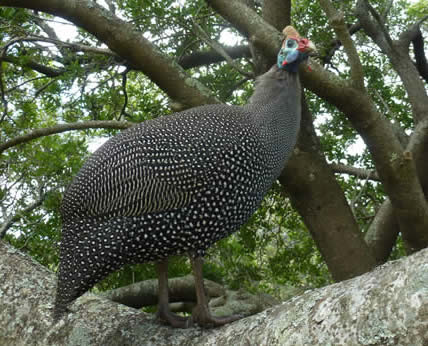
[0,0,427,308]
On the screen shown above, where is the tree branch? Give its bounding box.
[101,274,225,309]
[399,16,428,83]
[321,22,362,66]
[330,163,380,181]
[355,0,393,54]
[0,0,219,108]
[0,120,134,155]
[319,0,365,90]
[356,0,428,123]
[192,21,254,78]
[2,55,65,77]
[364,199,399,264]
[262,0,290,32]
[206,0,282,63]
[2,35,118,57]
[2,240,427,344]
[32,12,60,40]
[365,119,428,258]
[281,96,376,281]
[178,45,251,69]
[412,28,428,83]
[301,60,428,251]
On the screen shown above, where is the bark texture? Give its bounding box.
[1,240,427,346]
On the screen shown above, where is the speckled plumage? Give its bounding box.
[54,64,302,319]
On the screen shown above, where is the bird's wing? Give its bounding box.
[91,146,207,217]
[65,108,252,219]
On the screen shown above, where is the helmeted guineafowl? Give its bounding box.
[54,26,315,327]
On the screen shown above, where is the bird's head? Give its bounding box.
[277,26,316,73]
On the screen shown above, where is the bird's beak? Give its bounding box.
[297,38,317,56]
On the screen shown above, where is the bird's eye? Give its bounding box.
[286,39,297,48]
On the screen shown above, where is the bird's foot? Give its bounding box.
[156,307,192,328]
[192,304,241,328]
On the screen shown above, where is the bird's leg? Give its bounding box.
[190,256,241,328]
[155,258,192,328]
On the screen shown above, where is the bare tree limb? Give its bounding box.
[319,0,365,90]
[365,1,393,47]
[364,199,399,264]
[178,45,251,69]
[399,15,428,45]
[0,120,134,155]
[206,0,282,63]
[365,118,428,258]
[0,57,8,122]
[2,55,65,77]
[321,22,362,66]
[32,12,60,40]
[118,69,131,120]
[301,59,428,251]
[330,163,380,181]
[262,0,290,31]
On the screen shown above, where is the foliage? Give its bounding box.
[408,0,428,19]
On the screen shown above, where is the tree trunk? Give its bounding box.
[1,240,427,346]
[281,97,376,280]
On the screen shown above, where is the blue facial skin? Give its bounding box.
[277,38,309,73]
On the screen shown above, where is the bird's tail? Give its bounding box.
[52,268,71,322]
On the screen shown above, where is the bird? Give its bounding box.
[54,26,315,328]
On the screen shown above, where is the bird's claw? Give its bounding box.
[192,304,242,328]
[156,308,193,329]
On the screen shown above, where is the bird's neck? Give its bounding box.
[247,65,300,110]
[245,65,301,178]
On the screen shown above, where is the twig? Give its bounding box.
[350,173,372,216]
[33,78,58,99]
[0,185,46,239]
[1,35,117,58]
[0,58,8,122]
[6,76,49,93]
